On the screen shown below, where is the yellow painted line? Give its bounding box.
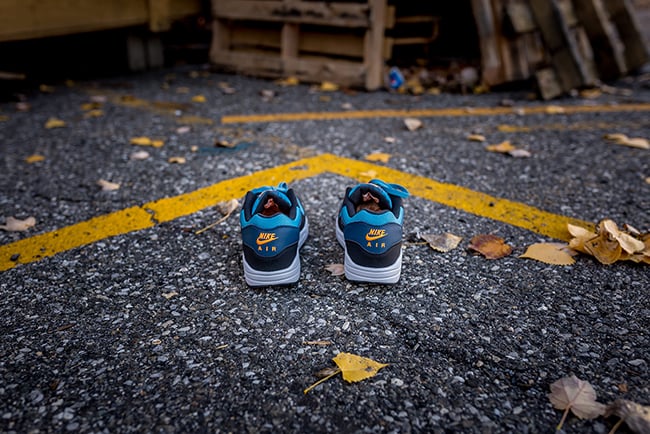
[221,103,650,124]
[0,153,591,272]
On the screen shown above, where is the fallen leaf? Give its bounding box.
[325,263,345,276]
[604,133,650,149]
[260,89,276,101]
[468,234,512,259]
[333,352,389,383]
[0,216,36,232]
[507,148,532,158]
[419,232,463,253]
[97,179,120,191]
[318,95,331,102]
[83,109,103,118]
[275,76,299,86]
[130,136,153,146]
[365,152,391,163]
[130,150,150,160]
[176,126,191,134]
[176,86,190,94]
[25,154,45,163]
[404,118,422,131]
[467,134,486,142]
[81,102,102,111]
[545,105,565,114]
[605,399,650,434]
[216,199,239,216]
[486,140,516,153]
[218,82,236,94]
[341,102,353,110]
[45,118,66,129]
[191,95,206,103]
[548,375,606,431]
[519,243,576,265]
[162,291,178,300]
[319,81,339,92]
[168,156,186,164]
[359,170,377,179]
[16,102,31,112]
[384,136,396,143]
[645,177,650,184]
[90,95,107,103]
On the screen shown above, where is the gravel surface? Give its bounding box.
[0,65,648,433]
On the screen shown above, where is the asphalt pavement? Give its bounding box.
[0,65,649,433]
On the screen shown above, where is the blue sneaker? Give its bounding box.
[336,179,409,284]
[240,182,308,287]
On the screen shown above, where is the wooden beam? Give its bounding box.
[364,0,387,90]
[605,0,650,70]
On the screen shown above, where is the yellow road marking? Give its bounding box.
[0,154,590,272]
[221,103,650,124]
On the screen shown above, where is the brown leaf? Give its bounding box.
[319,81,339,92]
[365,152,391,163]
[548,375,606,430]
[25,154,45,164]
[468,234,512,259]
[467,134,486,142]
[605,399,650,434]
[519,243,576,265]
[168,156,186,164]
[217,199,239,216]
[274,76,299,86]
[191,95,206,103]
[486,140,516,153]
[45,118,66,129]
[419,232,463,252]
[604,133,650,150]
[0,216,36,232]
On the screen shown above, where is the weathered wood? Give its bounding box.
[505,0,537,33]
[471,0,505,86]
[364,0,387,89]
[0,0,202,42]
[149,0,171,32]
[212,1,371,27]
[572,0,627,78]
[604,0,650,70]
[536,67,564,99]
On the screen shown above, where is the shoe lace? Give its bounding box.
[369,179,409,198]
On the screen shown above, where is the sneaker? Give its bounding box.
[335,179,409,284]
[240,182,308,287]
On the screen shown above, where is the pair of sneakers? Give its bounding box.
[240,179,409,287]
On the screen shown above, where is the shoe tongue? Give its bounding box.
[252,191,292,216]
[351,183,393,210]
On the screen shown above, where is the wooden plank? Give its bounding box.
[572,0,627,78]
[536,67,564,100]
[0,0,202,42]
[505,0,537,33]
[471,0,506,86]
[605,0,650,70]
[364,0,387,90]
[528,0,595,90]
[212,0,371,27]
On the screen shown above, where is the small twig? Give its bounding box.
[195,212,232,235]
[303,368,341,394]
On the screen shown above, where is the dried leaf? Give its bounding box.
[341,102,353,110]
[519,243,576,265]
[176,126,191,134]
[45,118,66,129]
[333,352,388,383]
[548,375,606,431]
[419,232,463,253]
[216,199,239,216]
[404,118,422,131]
[319,81,339,92]
[168,156,186,164]
[384,136,396,143]
[97,179,120,191]
[275,76,299,86]
[545,105,565,114]
[0,216,36,232]
[508,148,532,158]
[325,263,345,276]
[25,154,45,163]
[191,95,206,103]
[129,150,150,160]
[130,136,153,146]
[162,291,178,300]
[83,109,103,118]
[365,152,391,163]
[604,133,650,150]
[605,399,650,434]
[260,89,276,101]
[486,140,516,153]
[218,82,236,94]
[81,102,102,111]
[467,134,486,142]
[468,234,512,259]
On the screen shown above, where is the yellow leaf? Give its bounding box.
[83,109,103,118]
[545,105,565,114]
[604,133,649,149]
[192,95,206,103]
[333,352,388,383]
[130,136,152,146]
[275,76,299,86]
[519,243,576,265]
[486,140,516,153]
[467,134,486,142]
[45,118,66,129]
[151,140,164,148]
[0,216,36,232]
[25,154,45,163]
[80,102,102,111]
[365,152,391,163]
[319,81,339,92]
[168,156,186,164]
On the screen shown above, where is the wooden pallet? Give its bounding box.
[209,0,441,90]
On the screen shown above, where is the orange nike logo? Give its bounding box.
[365,228,387,241]
[256,232,278,245]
